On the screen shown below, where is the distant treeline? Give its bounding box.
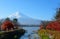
[20,25,40,27]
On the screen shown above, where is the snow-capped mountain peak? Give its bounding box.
[8,11,21,19]
[7,11,41,25]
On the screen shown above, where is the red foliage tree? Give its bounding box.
[1,20,14,31]
[46,21,60,31]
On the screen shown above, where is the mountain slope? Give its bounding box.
[8,12,41,25]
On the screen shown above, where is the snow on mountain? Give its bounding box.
[8,11,21,19]
[7,11,41,25]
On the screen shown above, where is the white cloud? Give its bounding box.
[8,11,21,19]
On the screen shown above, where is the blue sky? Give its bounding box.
[0,0,60,20]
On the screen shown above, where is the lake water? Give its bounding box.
[20,26,40,39]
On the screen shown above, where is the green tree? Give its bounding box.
[13,18,18,23]
[0,19,4,31]
[54,8,60,20]
[13,18,20,29]
[5,17,11,22]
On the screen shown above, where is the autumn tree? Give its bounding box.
[1,18,14,31]
[46,7,60,31]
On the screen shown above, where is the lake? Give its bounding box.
[20,26,40,39]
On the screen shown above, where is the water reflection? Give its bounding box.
[20,27,39,39]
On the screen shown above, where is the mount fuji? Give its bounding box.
[8,12,41,25]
